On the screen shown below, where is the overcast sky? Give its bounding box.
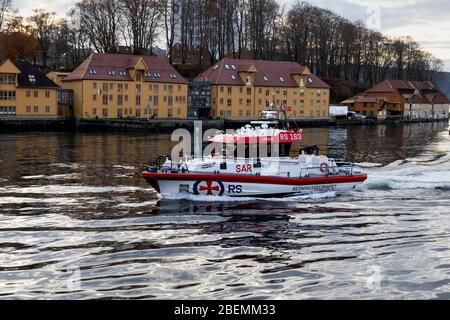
[13,0,450,71]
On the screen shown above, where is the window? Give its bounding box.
[26,91,31,97]
[220,86,224,93]
[246,76,251,85]
[93,95,97,101]
[263,76,269,82]
[136,95,141,106]
[154,96,159,106]
[45,106,50,113]
[168,108,173,117]
[103,83,108,92]
[118,95,123,105]
[246,99,251,106]
[227,99,232,107]
[136,108,141,118]
[28,75,36,83]
[136,72,142,82]
[109,95,113,102]
[231,75,236,80]
[280,77,285,82]
[239,98,243,105]
[300,79,305,87]
[102,108,108,117]
[225,64,230,70]
[45,91,50,98]
[0,74,16,84]
[89,69,97,75]
[227,87,232,95]
[213,65,218,70]
[168,96,173,107]
[220,98,224,105]
[0,91,16,100]
[118,83,123,92]
[265,90,270,96]
[108,69,116,76]
[93,82,97,89]
[231,65,236,70]
[109,83,114,90]
[26,106,31,113]
[247,88,251,95]
[34,106,38,113]
[283,90,287,96]
[34,91,38,98]
[93,108,97,115]
[102,95,108,105]
[136,84,141,93]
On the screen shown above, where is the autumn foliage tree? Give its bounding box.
[0,15,38,61]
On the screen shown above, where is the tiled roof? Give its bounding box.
[12,61,59,88]
[366,80,450,104]
[64,53,188,84]
[195,58,330,89]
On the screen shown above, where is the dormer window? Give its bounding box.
[300,78,305,87]
[28,75,36,83]
[246,76,251,85]
[231,75,236,80]
[308,78,313,84]
[213,65,218,70]
[225,64,230,70]
[280,77,285,82]
[107,69,115,76]
[263,76,269,82]
[89,69,97,75]
[231,65,236,70]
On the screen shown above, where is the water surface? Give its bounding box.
[0,122,449,299]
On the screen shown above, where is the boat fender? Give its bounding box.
[320,162,329,173]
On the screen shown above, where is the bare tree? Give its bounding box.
[162,0,180,63]
[27,9,56,70]
[120,0,164,55]
[76,0,121,53]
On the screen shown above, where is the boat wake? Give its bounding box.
[363,133,450,192]
[163,191,338,203]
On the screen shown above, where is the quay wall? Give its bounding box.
[0,117,448,132]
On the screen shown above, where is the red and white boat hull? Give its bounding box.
[142,172,368,198]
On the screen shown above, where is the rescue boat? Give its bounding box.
[142,110,368,198]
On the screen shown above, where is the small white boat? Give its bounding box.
[143,110,367,198]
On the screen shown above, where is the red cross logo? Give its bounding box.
[193,180,225,196]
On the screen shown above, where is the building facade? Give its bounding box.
[0,60,63,119]
[343,80,450,120]
[61,53,188,119]
[195,58,330,120]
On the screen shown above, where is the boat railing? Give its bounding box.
[299,165,354,178]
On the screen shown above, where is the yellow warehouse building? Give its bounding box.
[61,53,189,119]
[196,58,331,120]
[0,60,62,119]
